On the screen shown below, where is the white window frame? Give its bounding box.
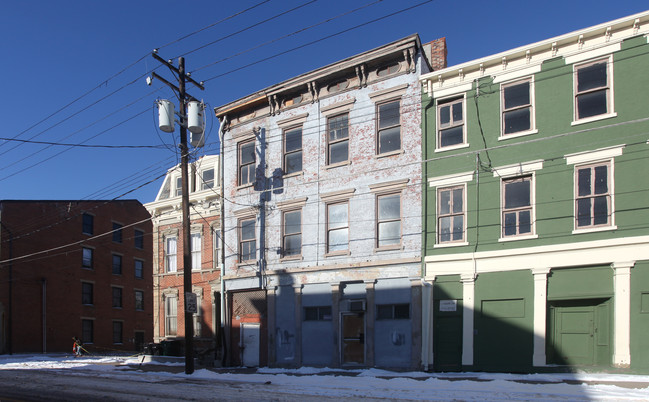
[499,77,538,140]
[574,162,613,231]
[376,99,401,155]
[201,168,215,190]
[165,236,177,273]
[283,126,303,176]
[239,217,256,263]
[376,192,402,249]
[326,201,350,255]
[238,139,256,187]
[326,113,349,166]
[191,232,201,271]
[428,171,473,247]
[193,293,202,338]
[572,55,616,125]
[436,95,467,151]
[165,295,177,337]
[436,185,466,245]
[282,209,303,259]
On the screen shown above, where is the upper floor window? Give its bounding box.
[328,79,349,93]
[201,168,214,190]
[502,79,533,136]
[82,247,93,269]
[159,178,171,200]
[282,210,302,258]
[134,259,144,279]
[575,162,611,228]
[304,306,332,321]
[135,290,144,311]
[112,287,123,308]
[437,185,465,244]
[574,58,612,121]
[239,218,256,262]
[327,114,349,165]
[82,213,93,235]
[377,100,401,154]
[113,321,123,344]
[502,176,533,237]
[112,254,122,275]
[81,282,93,305]
[376,303,410,320]
[165,236,177,273]
[437,98,465,149]
[134,229,144,249]
[82,319,93,344]
[165,296,177,336]
[327,201,349,253]
[112,222,123,243]
[193,294,203,338]
[238,140,256,186]
[377,193,401,248]
[283,127,303,175]
[175,177,182,197]
[191,232,201,271]
[377,62,400,77]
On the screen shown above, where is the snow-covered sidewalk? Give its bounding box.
[2,354,649,401]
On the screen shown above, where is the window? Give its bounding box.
[82,213,93,235]
[134,259,144,279]
[238,140,256,186]
[112,287,122,308]
[212,227,221,269]
[377,194,401,247]
[113,321,123,344]
[165,236,177,273]
[82,319,94,344]
[576,162,611,228]
[377,63,400,77]
[377,100,400,154]
[282,210,302,257]
[437,186,465,243]
[502,79,533,135]
[201,168,214,190]
[191,233,201,271]
[502,176,533,237]
[304,306,332,321]
[112,254,122,275]
[159,178,171,200]
[328,79,349,93]
[283,127,302,175]
[135,290,144,311]
[82,247,93,269]
[112,222,123,243]
[437,98,465,148]
[327,114,349,165]
[165,296,177,336]
[175,177,182,197]
[134,229,144,249]
[376,303,410,320]
[574,58,611,121]
[193,295,202,338]
[327,202,349,253]
[239,218,256,262]
[82,282,93,305]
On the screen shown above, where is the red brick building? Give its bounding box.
[145,155,223,363]
[0,200,152,354]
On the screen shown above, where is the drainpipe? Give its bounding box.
[218,116,227,364]
[421,80,434,370]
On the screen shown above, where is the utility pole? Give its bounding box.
[151,52,204,375]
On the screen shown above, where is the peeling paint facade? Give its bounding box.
[215,35,439,369]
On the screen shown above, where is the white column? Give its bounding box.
[532,268,551,367]
[612,261,634,367]
[460,274,476,366]
[421,278,434,371]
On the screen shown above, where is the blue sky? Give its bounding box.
[1,0,646,204]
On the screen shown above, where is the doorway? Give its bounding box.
[341,313,365,365]
[134,331,144,352]
[433,299,463,371]
[241,323,260,367]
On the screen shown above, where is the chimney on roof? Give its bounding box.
[422,37,448,71]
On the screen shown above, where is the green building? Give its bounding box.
[420,11,649,373]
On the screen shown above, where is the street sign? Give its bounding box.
[185,292,197,314]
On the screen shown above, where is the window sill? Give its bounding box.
[374,149,403,159]
[236,183,254,191]
[572,225,617,235]
[374,244,402,252]
[433,241,469,248]
[324,250,350,257]
[283,171,303,179]
[236,261,257,268]
[435,143,470,153]
[498,234,538,242]
[280,255,303,262]
[571,112,617,126]
[498,129,538,141]
[325,161,351,170]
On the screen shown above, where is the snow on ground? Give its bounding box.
[2,354,649,401]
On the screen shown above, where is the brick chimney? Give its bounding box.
[422,37,448,71]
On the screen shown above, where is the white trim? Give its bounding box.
[433,241,469,249]
[498,129,538,141]
[428,171,474,188]
[498,234,538,243]
[572,54,615,124]
[492,65,542,84]
[565,144,624,165]
[500,76,536,137]
[276,113,309,128]
[571,112,617,126]
[564,42,621,64]
[572,225,618,235]
[368,83,408,103]
[434,143,470,153]
[431,82,472,99]
[321,99,356,117]
[492,160,544,178]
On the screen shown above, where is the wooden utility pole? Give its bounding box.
[151,52,204,375]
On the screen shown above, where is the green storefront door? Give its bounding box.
[433,299,462,371]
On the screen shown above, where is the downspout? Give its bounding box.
[421,79,434,371]
[218,116,227,364]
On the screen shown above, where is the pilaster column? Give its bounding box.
[421,278,435,371]
[364,280,375,367]
[266,286,277,366]
[409,278,423,369]
[293,284,303,367]
[460,273,476,367]
[532,268,551,367]
[612,261,635,367]
[331,282,341,367]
